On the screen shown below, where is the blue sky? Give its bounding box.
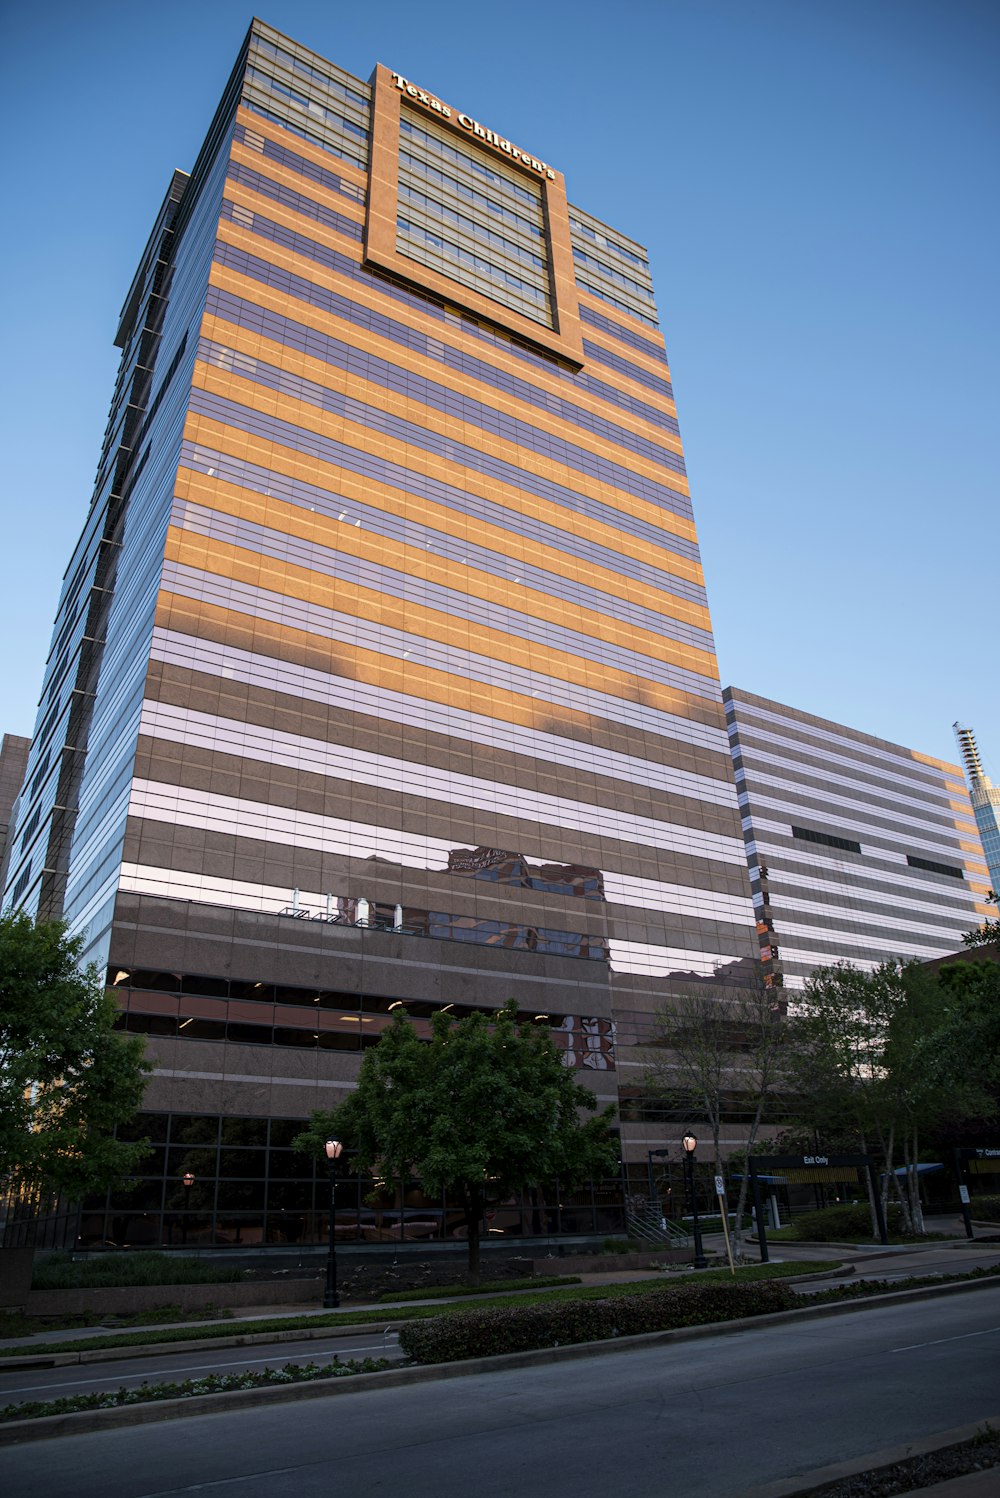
[1,0,997,773]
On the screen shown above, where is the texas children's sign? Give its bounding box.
[390,72,557,181]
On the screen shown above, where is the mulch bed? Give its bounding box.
[803,1431,999,1496]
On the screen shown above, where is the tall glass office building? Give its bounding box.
[4,21,757,1248]
[725,688,992,991]
[953,724,1000,901]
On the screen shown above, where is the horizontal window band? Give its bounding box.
[182,415,705,628]
[226,162,363,242]
[186,382,695,580]
[744,817,982,877]
[725,696,964,789]
[131,718,749,864]
[149,625,733,775]
[160,531,719,708]
[128,739,749,925]
[174,482,714,664]
[211,232,676,427]
[742,784,976,856]
[740,772,974,844]
[157,567,728,742]
[765,921,968,961]
[209,240,687,501]
[204,281,682,488]
[577,302,668,366]
[199,286,683,474]
[139,684,740,836]
[754,869,978,923]
[732,742,971,824]
[233,121,366,204]
[242,100,367,171]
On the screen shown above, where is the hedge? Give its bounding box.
[776,1205,906,1241]
[398,1281,795,1363]
[971,1195,1000,1223]
[32,1252,245,1289]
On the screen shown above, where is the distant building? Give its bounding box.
[953,723,1000,900]
[723,689,991,989]
[0,734,30,888]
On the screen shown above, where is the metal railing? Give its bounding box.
[625,1198,690,1247]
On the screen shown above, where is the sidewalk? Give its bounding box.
[0,1265,668,1354]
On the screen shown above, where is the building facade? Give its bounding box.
[953,724,1000,900]
[0,733,31,887]
[3,21,758,1249]
[724,688,992,991]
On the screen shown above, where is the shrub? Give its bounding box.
[781,1204,905,1241]
[971,1195,1000,1223]
[398,1281,795,1363]
[32,1252,245,1289]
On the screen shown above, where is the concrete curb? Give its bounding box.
[2,1274,998,1446]
[734,1415,1000,1498]
[0,1265,848,1371]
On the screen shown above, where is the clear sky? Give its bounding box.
[1,0,997,774]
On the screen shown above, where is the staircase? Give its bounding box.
[625,1198,690,1248]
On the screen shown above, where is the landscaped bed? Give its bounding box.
[31,1252,246,1290]
[0,1356,392,1423]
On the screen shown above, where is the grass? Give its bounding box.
[0,1261,839,1358]
[0,1304,235,1339]
[378,1274,581,1301]
[661,1260,842,1284]
[766,1225,951,1244]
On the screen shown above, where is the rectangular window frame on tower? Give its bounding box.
[363,64,584,369]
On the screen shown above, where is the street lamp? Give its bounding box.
[324,1140,344,1308]
[681,1132,708,1270]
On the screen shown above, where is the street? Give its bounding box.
[4,1284,999,1497]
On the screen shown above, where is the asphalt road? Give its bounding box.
[4,1286,999,1498]
[0,1329,403,1407]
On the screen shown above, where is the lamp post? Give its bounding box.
[180,1172,195,1246]
[682,1132,708,1269]
[324,1140,344,1308]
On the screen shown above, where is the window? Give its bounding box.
[791,825,862,854]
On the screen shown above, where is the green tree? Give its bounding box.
[294,1000,618,1280]
[789,960,995,1234]
[961,890,1000,948]
[0,910,151,1197]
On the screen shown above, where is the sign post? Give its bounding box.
[716,1174,736,1274]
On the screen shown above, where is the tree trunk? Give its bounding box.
[904,1125,925,1235]
[463,1184,482,1283]
[732,1095,767,1256]
[859,1130,878,1239]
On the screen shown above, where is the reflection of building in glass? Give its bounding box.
[3,21,757,1249]
[447,845,605,899]
[953,723,1000,900]
[725,688,992,990]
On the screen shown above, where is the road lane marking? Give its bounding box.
[892,1326,1000,1352]
[4,1340,399,1395]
